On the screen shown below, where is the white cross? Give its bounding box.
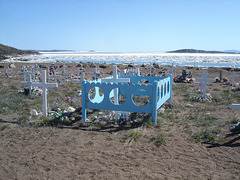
[195,70,215,99]
[18,66,30,82]
[167,63,178,78]
[89,66,101,80]
[229,72,240,85]
[148,62,155,75]
[48,70,61,83]
[101,65,130,121]
[28,68,37,80]
[59,64,70,82]
[32,70,58,117]
[136,67,141,76]
[195,69,205,93]
[22,74,33,95]
[5,68,13,78]
[32,65,39,76]
[74,68,85,82]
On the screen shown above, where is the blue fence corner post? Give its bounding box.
[81,80,87,122]
[168,74,173,103]
[152,81,158,125]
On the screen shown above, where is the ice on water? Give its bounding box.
[3,51,240,67]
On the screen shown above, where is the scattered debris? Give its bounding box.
[230,118,240,133]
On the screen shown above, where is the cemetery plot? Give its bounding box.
[82,65,172,124]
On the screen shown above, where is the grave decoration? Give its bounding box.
[82,65,172,124]
[230,104,240,132]
[49,64,57,75]
[195,70,215,99]
[32,70,58,117]
[174,69,193,83]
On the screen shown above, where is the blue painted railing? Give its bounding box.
[81,75,172,124]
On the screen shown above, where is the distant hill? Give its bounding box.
[38,50,75,52]
[167,49,240,54]
[0,43,39,60]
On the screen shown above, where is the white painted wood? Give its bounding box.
[89,66,101,80]
[74,68,85,82]
[5,67,13,78]
[230,104,240,110]
[101,65,130,120]
[195,70,215,99]
[148,62,155,75]
[229,72,240,85]
[167,63,178,77]
[59,64,70,82]
[18,66,29,82]
[22,74,33,95]
[48,70,61,83]
[32,70,58,117]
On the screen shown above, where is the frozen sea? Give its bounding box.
[4,51,240,68]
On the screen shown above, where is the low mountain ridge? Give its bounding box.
[167,49,240,54]
[0,43,39,60]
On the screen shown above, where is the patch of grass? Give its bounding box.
[142,119,154,127]
[0,125,8,131]
[184,124,192,135]
[38,117,52,126]
[188,114,198,121]
[173,84,189,94]
[151,133,166,147]
[231,117,239,124]
[127,131,142,141]
[192,129,220,143]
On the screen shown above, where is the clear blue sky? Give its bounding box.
[0,0,239,52]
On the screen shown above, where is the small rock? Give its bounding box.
[9,64,16,68]
[67,106,75,113]
[30,109,38,116]
[158,107,165,113]
[99,64,108,68]
[76,63,83,68]
[99,120,107,126]
[153,63,160,68]
[186,104,193,108]
[69,117,75,121]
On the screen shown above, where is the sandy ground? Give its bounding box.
[0,62,240,180]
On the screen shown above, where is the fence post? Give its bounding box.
[152,81,158,124]
[168,74,173,103]
[81,80,87,122]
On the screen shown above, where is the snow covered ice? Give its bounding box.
[3,51,240,67]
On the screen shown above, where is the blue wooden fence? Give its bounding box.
[81,75,172,124]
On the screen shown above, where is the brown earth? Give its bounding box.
[0,62,240,180]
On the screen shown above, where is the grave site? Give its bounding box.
[0,62,240,179]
